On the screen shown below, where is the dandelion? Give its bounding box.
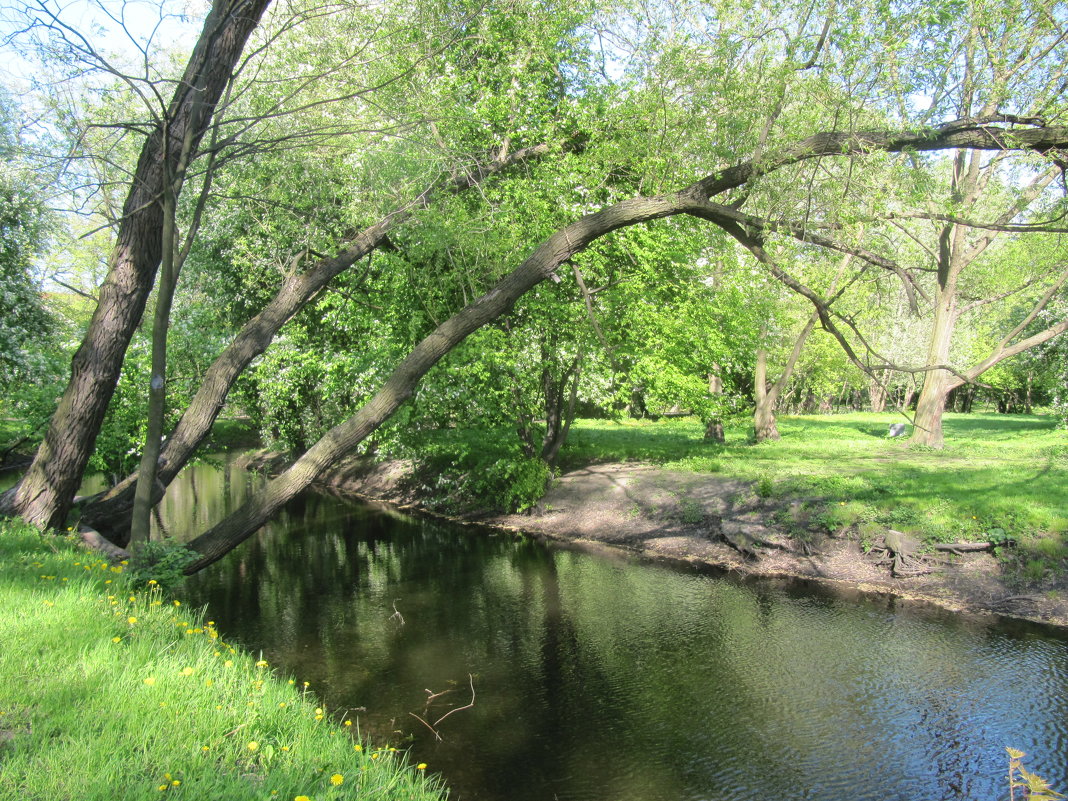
[173,600,181,607]
[354,744,363,752]
[279,702,286,708]
[158,785,167,792]
[204,679,213,687]
[112,637,122,643]
[128,617,137,625]
[42,600,54,607]
[417,763,428,771]
[330,774,344,786]
[344,720,352,727]
[171,781,180,787]
[223,660,233,668]
[180,667,194,677]
[143,677,156,686]
[148,579,158,585]
[295,796,312,801]
[255,659,268,668]
[247,741,259,752]
[201,746,210,752]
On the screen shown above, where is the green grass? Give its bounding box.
[0,519,445,801]
[559,412,1068,547]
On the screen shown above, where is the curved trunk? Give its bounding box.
[79,144,558,541]
[184,192,688,572]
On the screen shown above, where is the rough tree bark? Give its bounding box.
[181,120,1068,572]
[0,0,272,530]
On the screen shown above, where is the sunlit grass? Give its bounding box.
[561,412,1067,544]
[0,519,444,801]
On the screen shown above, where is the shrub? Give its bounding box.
[126,539,199,590]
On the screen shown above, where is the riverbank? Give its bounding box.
[300,452,1068,630]
[0,518,445,801]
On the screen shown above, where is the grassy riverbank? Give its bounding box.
[0,519,444,801]
[559,411,1067,572]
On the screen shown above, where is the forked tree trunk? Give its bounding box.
[753,348,781,442]
[0,0,271,531]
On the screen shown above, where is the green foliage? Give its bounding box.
[126,539,198,591]
[0,93,54,390]
[402,430,551,514]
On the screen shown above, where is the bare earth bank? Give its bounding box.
[244,453,1068,629]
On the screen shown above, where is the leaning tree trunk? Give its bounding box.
[183,192,690,572]
[1,0,271,531]
[78,144,557,542]
[180,122,1068,570]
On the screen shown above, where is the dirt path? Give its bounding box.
[309,456,1068,628]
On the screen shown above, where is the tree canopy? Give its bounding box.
[0,0,1065,565]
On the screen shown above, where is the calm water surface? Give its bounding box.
[160,457,1068,801]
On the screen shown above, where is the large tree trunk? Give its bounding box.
[1,0,271,531]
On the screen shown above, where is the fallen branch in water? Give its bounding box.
[408,674,476,742]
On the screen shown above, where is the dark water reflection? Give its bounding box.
[167,457,1068,801]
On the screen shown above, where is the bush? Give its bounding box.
[126,539,199,590]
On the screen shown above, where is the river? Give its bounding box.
[111,456,1068,800]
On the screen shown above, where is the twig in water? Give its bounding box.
[389,600,404,625]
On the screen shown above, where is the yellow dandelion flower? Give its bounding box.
[315,714,323,721]
[158,785,167,792]
[120,560,129,566]
[255,659,268,668]
[295,796,311,801]
[330,773,344,786]
[281,746,289,752]
[288,679,295,685]
[42,600,54,607]
[143,677,156,686]
[354,744,362,752]
[247,741,259,752]
[180,667,194,677]
[278,702,286,708]
[204,679,213,687]
[171,780,180,787]
[417,763,428,770]
[223,660,233,668]
[112,637,122,643]
[314,708,323,715]
[127,616,137,625]
[173,600,181,607]
[344,720,352,727]
[201,746,209,752]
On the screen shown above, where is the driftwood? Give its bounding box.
[872,530,1011,577]
[931,540,1007,554]
[78,525,132,563]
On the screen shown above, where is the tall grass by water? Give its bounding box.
[0,518,444,801]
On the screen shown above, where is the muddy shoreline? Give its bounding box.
[240,451,1068,629]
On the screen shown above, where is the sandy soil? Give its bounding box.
[301,455,1068,629]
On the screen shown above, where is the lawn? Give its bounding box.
[560,412,1068,546]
